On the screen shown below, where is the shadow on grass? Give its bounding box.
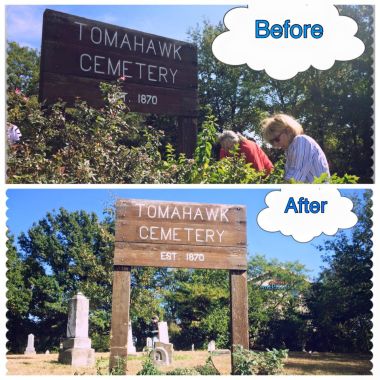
[285,352,372,375]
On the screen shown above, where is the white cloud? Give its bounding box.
[212,1,365,80]
[6,6,43,49]
[257,188,358,243]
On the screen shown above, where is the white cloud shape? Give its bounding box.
[212,1,365,80]
[257,188,358,242]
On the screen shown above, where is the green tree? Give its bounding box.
[306,190,372,352]
[7,41,40,96]
[12,208,115,351]
[248,255,310,350]
[189,6,373,182]
[189,21,267,134]
[163,269,230,349]
[6,233,33,353]
[7,207,165,353]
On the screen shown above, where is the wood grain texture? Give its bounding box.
[109,267,131,373]
[39,9,197,116]
[114,199,247,270]
[114,242,247,270]
[230,270,249,374]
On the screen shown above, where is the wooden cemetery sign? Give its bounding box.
[110,199,249,373]
[39,10,198,155]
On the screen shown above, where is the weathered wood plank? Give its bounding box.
[40,72,198,116]
[115,221,246,247]
[39,9,198,117]
[114,242,247,270]
[230,270,249,374]
[109,266,131,373]
[116,199,247,224]
[42,9,197,63]
[177,117,197,157]
[42,40,197,90]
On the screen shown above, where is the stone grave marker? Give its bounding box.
[58,292,95,367]
[208,340,216,352]
[150,342,174,366]
[24,334,36,355]
[127,322,137,354]
[146,337,153,348]
[158,321,169,344]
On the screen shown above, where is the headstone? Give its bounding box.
[128,322,137,355]
[24,334,36,355]
[58,292,95,367]
[146,337,153,348]
[158,321,169,344]
[208,340,216,352]
[45,350,50,355]
[150,342,174,366]
[191,344,195,351]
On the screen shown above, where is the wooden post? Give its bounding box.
[177,117,197,157]
[109,266,131,374]
[230,269,249,374]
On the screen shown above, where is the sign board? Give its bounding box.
[110,198,249,373]
[114,199,247,270]
[39,10,198,117]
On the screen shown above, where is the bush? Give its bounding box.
[166,367,200,375]
[91,333,110,352]
[194,356,221,375]
[232,345,288,375]
[96,356,127,375]
[6,83,359,184]
[136,356,162,375]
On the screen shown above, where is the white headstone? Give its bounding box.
[158,321,169,344]
[24,333,36,355]
[45,350,50,355]
[146,337,153,348]
[67,292,89,338]
[58,292,95,367]
[128,322,137,354]
[191,344,195,351]
[208,340,216,352]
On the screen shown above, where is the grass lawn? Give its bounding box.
[6,350,372,375]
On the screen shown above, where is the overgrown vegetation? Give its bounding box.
[136,354,220,376]
[7,5,372,186]
[232,345,288,375]
[7,82,358,184]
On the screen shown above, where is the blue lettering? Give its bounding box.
[311,24,324,38]
[271,24,283,39]
[284,197,328,213]
[255,20,270,38]
[284,197,298,213]
[255,19,324,39]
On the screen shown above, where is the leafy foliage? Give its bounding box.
[7,41,39,96]
[7,79,357,184]
[247,255,311,350]
[7,194,372,354]
[232,345,288,375]
[194,356,221,375]
[136,356,163,375]
[166,367,200,375]
[188,6,373,182]
[306,190,373,352]
[6,207,163,353]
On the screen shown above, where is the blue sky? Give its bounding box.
[6,188,365,279]
[6,4,236,50]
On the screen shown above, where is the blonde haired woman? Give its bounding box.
[261,114,330,183]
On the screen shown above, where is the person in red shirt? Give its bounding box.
[218,130,273,174]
